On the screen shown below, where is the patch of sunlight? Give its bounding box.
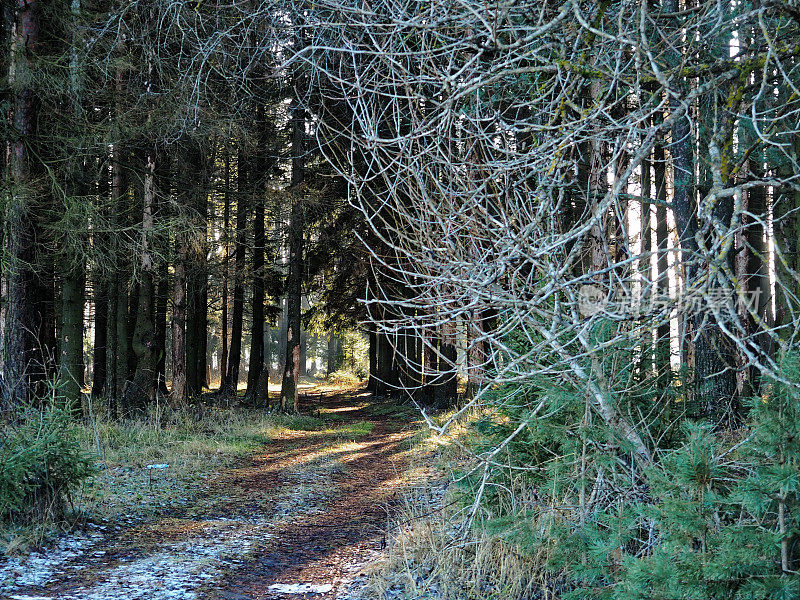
[318,403,369,413]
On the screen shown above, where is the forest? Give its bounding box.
[2,0,800,598]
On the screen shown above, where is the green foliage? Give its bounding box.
[328,369,363,387]
[456,346,800,599]
[0,406,96,522]
[340,330,370,378]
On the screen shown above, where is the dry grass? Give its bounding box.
[359,409,546,600]
[72,390,377,525]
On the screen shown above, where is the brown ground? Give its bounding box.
[210,387,414,599]
[3,386,416,600]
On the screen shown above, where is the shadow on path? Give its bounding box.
[211,388,416,600]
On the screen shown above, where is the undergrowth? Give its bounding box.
[1,387,379,554]
[365,350,800,600]
[1,405,96,523]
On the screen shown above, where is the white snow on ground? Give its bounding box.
[0,440,369,600]
[1,519,272,600]
[59,520,272,600]
[0,530,103,591]
[268,583,333,594]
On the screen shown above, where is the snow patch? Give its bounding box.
[0,531,101,591]
[56,520,271,600]
[268,583,334,594]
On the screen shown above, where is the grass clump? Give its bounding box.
[72,404,281,523]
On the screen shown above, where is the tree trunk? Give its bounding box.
[92,280,108,400]
[57,0,88,413]
[665,0,736,418]
[105,276,118,415]
[171,214,188,405]
[328,332,343,379]
[298,330,307,378]
[186,144,211,397]
[277,298,288,376]
[220,145,231,382]
[2,0,40,408]
[246,111,267,403]
[58,268,85,411]
[421,330,439,404]
[115,275,131,407]
[280,67,306,411]
[280,198,303,411]
[220,145,248,397]
[122,145,160,413]
[653,135,671,376]
[154,271,169,396]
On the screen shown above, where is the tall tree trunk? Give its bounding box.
[170,147,193,405]
[171,142,205,405]
[365,328,376,389]
[298,330,307,378]
[280,65,306,411]
[653,135,671,377]
[92,280,108,400]
[122,145,160,413]
[115,275,131,407]
[57,0,88,412]
[277,298,288,376]
[154,270,168,396]
[220,145,231,381]
[58,268,85,410]
[220,146,247,397]
[421,329,439,404]
[107,148,129,414]
[2,0,40,407]
[665,0,736,418]
[105,276,118,414]
[246,106,268,403]
[153,154,171,397]
[171,239,187,404]
[186,144,211,397]
[91,156,110,402]
[280,198,303,411]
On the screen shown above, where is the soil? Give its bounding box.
[0,387,416,600]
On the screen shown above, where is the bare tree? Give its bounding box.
[296,0,800,461]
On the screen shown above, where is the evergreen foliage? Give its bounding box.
[0,405,96,522]
[460,345,800,599]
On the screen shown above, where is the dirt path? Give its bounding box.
[0,388,416,600]
[213,390,412,600]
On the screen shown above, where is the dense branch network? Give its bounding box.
[294,0,800,452]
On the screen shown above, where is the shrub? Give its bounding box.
[328,370,362,387]
[451,349,800,599]
[0,405,96,522]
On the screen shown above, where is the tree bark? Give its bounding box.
[665,0,736,418]
[280,64,306,411]
[220,145,231,381]
[280,198,303,411]
[246,106,268,403]
[171,183,188,405]
[186,144,211,397]
[220,145,248,397]
[122,145,160,413]
[92,280,109,400]
[2,0,40,408]
[653,135,670,375]
[154,269,169,396]
[58,267,85,411]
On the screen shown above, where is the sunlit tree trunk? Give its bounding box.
[122,145,160,413]
[220,145,247,397]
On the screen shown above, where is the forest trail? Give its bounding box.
[2,387,417,600]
